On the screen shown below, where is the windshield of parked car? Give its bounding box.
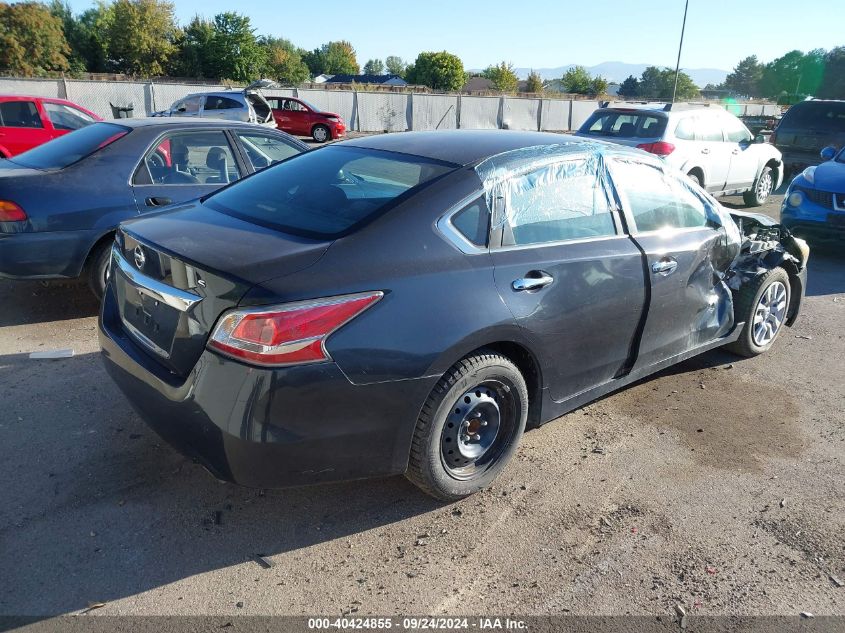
[204,146,457,239]
[783,102,845,131]
[580,110,668,138]
[10,122,130,170]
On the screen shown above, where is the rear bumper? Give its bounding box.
[778,150,822,175]
[0,229,95,279]
[98,281,435,488]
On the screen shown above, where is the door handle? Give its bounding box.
[700,148,710,155]
[651,258,678,276]
[512,272,554,291]
[732,149,740,155]
[145,196,172,207]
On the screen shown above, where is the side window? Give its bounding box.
[235,132,302,170]
[674,117,695,141]
[500,159,617,246]
[0,101,43,128]
[451,197,490,247]
[722,115,752,143]
[137,131,241,186]
[204,96,243,111]
[611,160,708,232]
[43,102,95,131]
[282,99,304,112]
[174,96,201,114]
[694,115,724,142]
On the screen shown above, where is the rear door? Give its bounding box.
[0,99,52,155]
[693,113,732,192]
[607,157,735,370]
[131,129,245,212]
[489,156,647,402]
[280,99,310,135]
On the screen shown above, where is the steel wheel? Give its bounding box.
[752,280,787,346]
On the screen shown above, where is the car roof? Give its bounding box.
[93,117,270,129]
[342,130,638,166]
[181,91,244,99]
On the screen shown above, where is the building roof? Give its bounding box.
[323,74,407,85]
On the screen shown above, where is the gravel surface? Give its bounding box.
[0,187,843,619]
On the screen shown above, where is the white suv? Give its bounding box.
[576,103,783,206]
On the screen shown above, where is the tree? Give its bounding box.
[482,61,518,93]
[303,40,359,76]
[759,49,825,98]
[208,12,265,82]
[524,69,543,94]
[723,55,763,98]
[362,58,384,75]
[171,15,215,77]
[385,55,406,77]
[405,51,465,91]
[818,46,845,99]
[589,76,608,97]
[638,66,698,100]
[106,0,177,76]
[261,36,309,85]
[617,74,639,97]
[0,2,71,76]
[561,65,593,94]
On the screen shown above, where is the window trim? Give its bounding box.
[231,130,305,174]
[436,190,490,255]
[0,99,44,129]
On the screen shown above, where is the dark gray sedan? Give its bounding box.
[0,118,307,296]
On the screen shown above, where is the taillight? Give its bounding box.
[208,291,383,367]
[636,141,676,156]
[0,200,27,222]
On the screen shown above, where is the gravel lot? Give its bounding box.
[0,185,843,621]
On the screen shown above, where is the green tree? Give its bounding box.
[524,69,543,93]
[759,50,825,98]
[405,51,465,91]
[561,65,593,94]
[0,1,71,76]
[106,0,177,76]
[818,46,845,99]
[723,55,763,98]
[385,55,406,76]
[589,76,608,97]
[261,36,310,85]
[171,15,215,77]
[482,61,519,92]
[617,74,639,97]
[638,66,698,100]
[208,12,265,82]
[362,58,384,75]
[304,40,359,76]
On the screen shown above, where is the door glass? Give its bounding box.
[138,131,241,185]
[674,116,695,140]
[694,115,724,142]
[0,101,43,128]
[203,96,243,111]
[500,159,616,246]
[43,102,96,131]
[722,115,752,143]
[282,99,305,112]
[235,132,302,170]
[611,160,709,232]
[175,96,201,114]
[451,197,490,247]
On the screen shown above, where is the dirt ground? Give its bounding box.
[0,188,843,621]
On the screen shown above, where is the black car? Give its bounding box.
[98,131,809,500]
[772,99,845,175]
[0,119,307,297]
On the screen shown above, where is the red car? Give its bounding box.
[266,96,346,143]
[0,95,101,157]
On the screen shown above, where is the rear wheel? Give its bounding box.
[406,351,528,501]
[687,171,702,187]
[726,267,790,357]
[86,239,112,300]
[311,124,330,143]
[743,166,774,207]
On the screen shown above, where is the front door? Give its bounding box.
[607,157,735,371]
[0,99,51,155]
[721,115,759,191]
[489,157,647,402]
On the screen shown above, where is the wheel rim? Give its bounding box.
[756,171,773,201]
[314,127,328,142]
[752,281,787,346]
[440,380,518,480]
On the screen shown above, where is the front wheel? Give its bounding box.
[406,351,528,501]
[311,124,330,143]
[726,267,791,357]
[743,166,774,207]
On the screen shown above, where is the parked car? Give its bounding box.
[265,96,346,143]
[0,118,307,297]
[576,104,783,207]
[153,80,277,128]
[771,100,845,176]
[781,144,845,242]
[98,130,808,501]
[0,95,100,157]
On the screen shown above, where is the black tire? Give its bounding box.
[311,124,331,143]
[86,239,112,300]
[743,166,774,207]
[406,351,528,501]
[726,267,791,357]
[687,171,702,187]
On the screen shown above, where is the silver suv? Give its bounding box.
[155,80,277,128]
[577,103,783,207]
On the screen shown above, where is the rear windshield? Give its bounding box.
[204,145,456,238]
[11,122,130,170]
[781,102,845,131]
[580,111,667,139]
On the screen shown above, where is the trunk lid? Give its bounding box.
[112,201,331,376]
[243,79,278,125]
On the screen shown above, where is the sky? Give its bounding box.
[62,0,844,71]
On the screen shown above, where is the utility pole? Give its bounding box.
[672,0,690,103]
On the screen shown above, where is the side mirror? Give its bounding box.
[754,134,765,144]
[820,145,836,161]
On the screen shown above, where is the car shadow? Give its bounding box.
[805,248,845,297]
[0,350,443,617]
[0,279,99,327]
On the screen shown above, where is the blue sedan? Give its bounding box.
[782,145,845,242]
[0,118,307,297]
